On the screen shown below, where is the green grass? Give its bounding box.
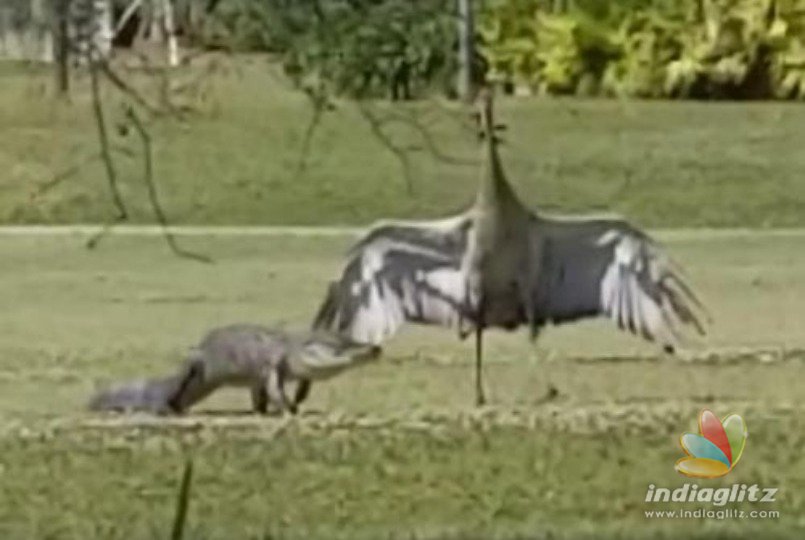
[2,57,805,227]
[0,232,803,538]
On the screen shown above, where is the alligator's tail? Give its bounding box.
[88,376,179,414]
[89,357,202,415]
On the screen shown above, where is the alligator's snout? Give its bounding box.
[296,333,381,379]
[339,341,382,364]
[356,344,382,362]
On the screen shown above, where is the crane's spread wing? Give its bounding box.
[534,218,707,351]
[313,215,473,344]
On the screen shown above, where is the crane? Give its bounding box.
[313,89,707,405]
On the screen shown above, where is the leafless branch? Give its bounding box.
[95,56,162,116]
[293,103,325,179]
[293,86,336,179]
[125,107,212,264]
[89,60,128,221]
[357,103,415,195]
[376,108,477,166]
[421,98,478,134]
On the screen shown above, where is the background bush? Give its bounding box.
[197,0,457,99]
[480,0,805,99]
[156,0,805,100]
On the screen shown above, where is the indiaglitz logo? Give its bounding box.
[675,409,747,479]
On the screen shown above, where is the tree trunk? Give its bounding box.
[162,0,179,66]
[456,0,475,101]
[149,0,162,43]
[53,0,71,95]
[94,0,113,58]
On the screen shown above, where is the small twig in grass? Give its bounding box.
[125,107,212,264]
[170,459,194,540]
[86,218,125,250]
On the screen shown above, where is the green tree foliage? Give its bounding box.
[203,0,458,99]
[480,0,805,99]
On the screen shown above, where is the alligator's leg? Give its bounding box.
[292,379,312,408]
[250,384,268,414]
[278,364,298,415]
[166,360,204,414]
[168,355,218,414]
[265,367,290,414]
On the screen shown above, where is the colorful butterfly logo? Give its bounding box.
[675,409,747,479]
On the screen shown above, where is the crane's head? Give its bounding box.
[471,86,506,143]
[291,331,382,380]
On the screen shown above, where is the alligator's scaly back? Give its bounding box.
[89,326,381,415]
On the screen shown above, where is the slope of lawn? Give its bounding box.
[1,58,804,228]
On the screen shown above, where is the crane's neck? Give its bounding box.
[474,95,524,216]
[477,133,517,209]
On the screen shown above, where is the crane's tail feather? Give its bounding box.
[312,281,339,331]
[661,263,709,337]
[665,280,707,338]
[663,253,713,325]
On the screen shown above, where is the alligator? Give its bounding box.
[88,324,380,415]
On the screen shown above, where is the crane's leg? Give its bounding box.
[475,326,486,406]
[473,293,487,406]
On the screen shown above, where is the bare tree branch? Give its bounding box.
[293,86,336,179]
[375,108,477,166]
[421,98,478,134]
[295,98,478,195]
[357,103,415,195]
[95,56,162,115]
[293,103,325,179]
[61,7,210,262]
[89,60,128,221]
[125,107,212,264]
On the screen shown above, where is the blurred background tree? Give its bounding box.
[177,0,805,100]
[194,0,462,100]
[479,0,805,99]
[14,0,798,101]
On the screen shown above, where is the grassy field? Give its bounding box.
[0,231,803,539]
[2,58,805,228]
